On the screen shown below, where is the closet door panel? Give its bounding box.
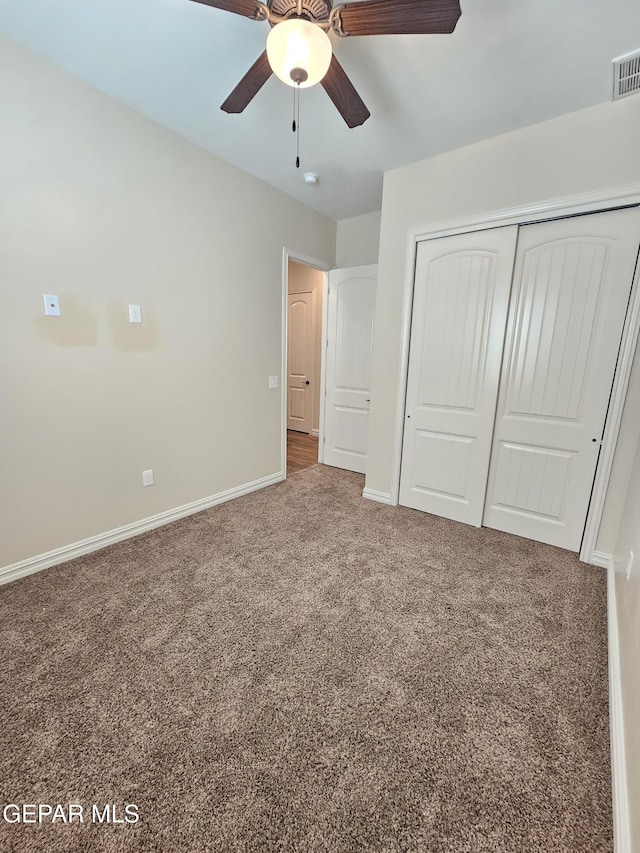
[483,207,640,550]
[399,226,518,525]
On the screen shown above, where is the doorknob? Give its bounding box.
[303,380,310,385]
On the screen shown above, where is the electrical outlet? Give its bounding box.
[142,469,154,487]
[43,294,61,316]
[626,550,634,580]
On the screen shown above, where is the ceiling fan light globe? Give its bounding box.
[266,19,332,89]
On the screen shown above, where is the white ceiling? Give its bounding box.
[1,0,639,220]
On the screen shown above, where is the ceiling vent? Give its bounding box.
[613,51,640,100]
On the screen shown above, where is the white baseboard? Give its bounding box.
[0,471,284,587]
[608,562,631,853]
[591,550,613,569]
[362,487,393,505]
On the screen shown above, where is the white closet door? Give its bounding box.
[323,265,377,474]
[483,207,640,550]
[399,226,518,525]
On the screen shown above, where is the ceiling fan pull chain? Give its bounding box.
[295,84,301,168]
[292,85,296,133]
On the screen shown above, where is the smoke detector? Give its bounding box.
[304,173,319,186]
[613,50,640,100]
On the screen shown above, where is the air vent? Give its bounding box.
[613,51,640,100]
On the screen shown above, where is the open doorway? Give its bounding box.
[285,257,326,476]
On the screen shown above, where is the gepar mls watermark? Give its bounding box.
[2,803,139,825]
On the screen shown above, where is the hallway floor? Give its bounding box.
[287,430,319,475]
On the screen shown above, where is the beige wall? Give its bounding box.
[287,260,324,434]
[0,37,336,570]
[613,435,640,849]
[365,98,640,558]
[336,210,381,268]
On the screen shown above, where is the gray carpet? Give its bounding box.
[0,465,611,852]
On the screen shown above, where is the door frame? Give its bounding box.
[390,181,640,565]
[281,248,331,478]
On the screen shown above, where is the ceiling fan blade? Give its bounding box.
[337,0,461,36]
[187,0,262,19]
[221,52,273,113]
[321,56,370,128]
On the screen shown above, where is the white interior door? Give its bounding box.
[483,207,640,550]
[323,265,377,474]
[399,227,518,525]
[287,291,314,433]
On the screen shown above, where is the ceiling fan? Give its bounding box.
[187,0,462,128]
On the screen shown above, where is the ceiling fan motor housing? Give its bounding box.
[269,0,332,24]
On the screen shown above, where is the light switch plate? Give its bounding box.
[129,304,142,324]
[43,294,61,316]
[268,376,279,389]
